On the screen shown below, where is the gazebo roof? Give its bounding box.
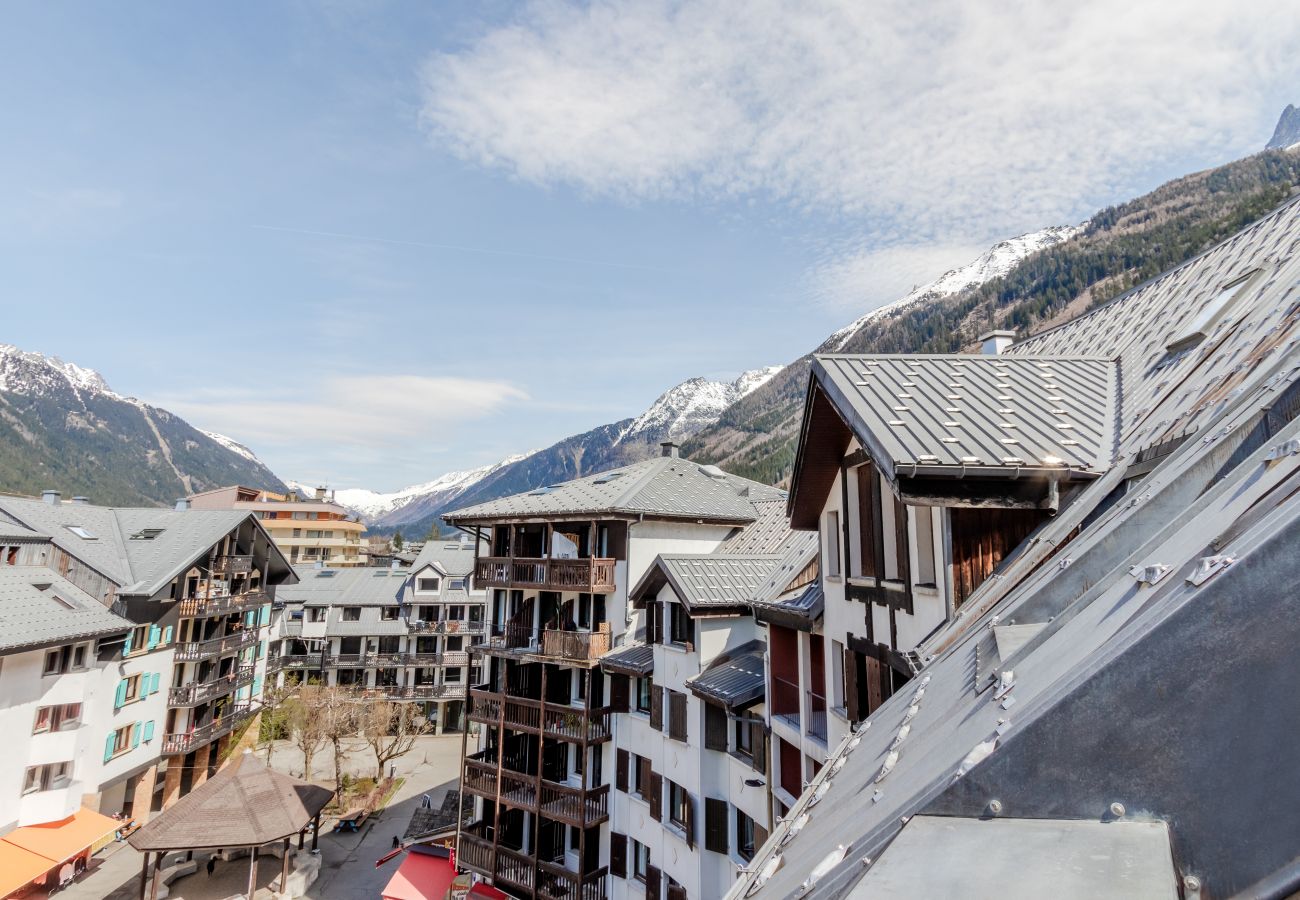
[129,751,334,851]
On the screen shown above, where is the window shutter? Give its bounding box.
[609,832,627,878]
[843,647,860,721]
[257,641,265,660]
[259,606,270,626]
[147,626,160,650]
[123,630,133,655]
[252,675,263,696]
[649,686,664,731]
[750,719,767,774]
[161,626,172,645]
[104,733,115,762]
[131,723,142,748]
[610,674,629,713]
[668,691,688,743]
[754,820,769,852]
[638,757,652,803]
[143,720,155,742]
[666,883,686,900]
[649,772,662,822]
[648,602,662,644]
[616,749,629,792]
[114,680,127,709]
[645,864,661,900]
[685,617,696,653]
[151,672,162,695]
[704,702,728,751]
[705,797,728,853]
[683,792,695,849]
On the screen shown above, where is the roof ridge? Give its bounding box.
[611,456,675,510]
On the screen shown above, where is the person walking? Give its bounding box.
[392,835,401,850]
[206,855,216,877]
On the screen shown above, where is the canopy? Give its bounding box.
[381,849,455,900]
[0,840,57,897]
[0,808,119,896]
[130,750,333,851]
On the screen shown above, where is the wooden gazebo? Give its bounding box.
[128,750,333,899]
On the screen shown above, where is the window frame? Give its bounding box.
[667,780,689,831]
[824,510,841,578]
[416,577,441,593]
[340,607,362,622]
[635,676,653,714]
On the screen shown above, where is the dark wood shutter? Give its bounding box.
[704,702,728,751]
[616,749,629,792]
[750,719,767,774]
[685,616,696,652]
[645,864,662,900]
[649,772,663,821]
[683,792,695,848]
[704,797,728,853]
[609,831,627,878]
[638,756,652,802]
[610,674,629,713]
[754,820,769,852]
[843,646,860,722]
[649,686,664,731]
[668,691,688,742]
[666,883,686,900]
[858,463,881,579]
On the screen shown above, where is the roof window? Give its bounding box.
[64,525,96,540]
[129,528,165,541]
[1166,270,1258,353]
[315,570,337,578]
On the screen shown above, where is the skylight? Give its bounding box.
[316,570,337,578]
[64,525,96,540]
[130,528,165,541]
[1166,270,1258,353]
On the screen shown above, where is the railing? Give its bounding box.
[806,690,828,743]
[474,557,617,593]
[543,705,611,742]
[409,651,470,667]
[457,828,494,877]
[359,684,467,701]
[270,654,320,670]
[466,688,606,741]
[210,555,253,575]
[456,822,606,899]
[537,861,608,900]
[495,845,535,894]
[177,590,268,619]
[540,782,609,828]
[771,675,801,728]
[468,687,502,725]
[482,625,611,663]
[168,665,255,707]
[173,629,260,662]
[161,703,252,755]
[321,651,472,668]
[407,619,487,634]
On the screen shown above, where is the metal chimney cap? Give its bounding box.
[660,441,680,458]
[41,490,61,505]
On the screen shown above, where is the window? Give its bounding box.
[43,649,62,675]
[914,505,936,585]
[1167,271,1258,352]
[448,578,466,591]
[668,603,692,647]
[129,529,164,541]
[23,762,71,794]
[417,577,441,593]
[306,530,321,539]
[667,780,690,830]
[308,607,326,622]
[123,674,142,704]
[341,607,361,622]
[631,839,649,881]
[447,636,464,652]
[636,677,653,714]
[831,640,846,711]
[736,810,757,861]
[111,725,135,757]
[33,703,82,734]
[380,607,399,621]
[734,718,753,757]
[444,667,463,683]
[448,605,465,620]
[64,525,96,540]
[42,644,83,675]
[72,645,86,669]
[824,510,841,577]
[632,753,647,796]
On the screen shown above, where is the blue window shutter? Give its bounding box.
[123,630,133,655]
[147,626,160,650]
[131,723,141,748]
[147,673,158,695]
[257,641,265,660]
[104,733,115,762]
[114,680,127,709]
[143,720,155,742]
[252,675,263,697]
[258,606,270,626]
[162,626,172,645]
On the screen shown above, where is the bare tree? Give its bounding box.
[317,685,361,798]
[256,681,296,766]
[286,684,327,781]
[362,701,432,780]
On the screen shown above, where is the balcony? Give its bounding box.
[360,684,468,702]
[173,629,261,662]
[458,827,607,900]
[161,703,252,755]
[269,654,320,671]
[461,751,609,828]
[467,688,611,743]
[771,675,800,730]
[806,689,828,743]
[475,557,617,594]
[406,619,487,635]
[177,590,268,619]
[480,625,611,665]
[210,555,253,576]
[168,665,255,707]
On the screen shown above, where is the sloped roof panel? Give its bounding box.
[687,640,765,709]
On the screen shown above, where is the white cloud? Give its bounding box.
[421,0,1300,248]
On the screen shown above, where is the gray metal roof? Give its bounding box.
[411,540,479,576]
[0,566,132,652]
[656,554,786,610]
[443,455,783,525]
[275,565,408,607]
[812,354,1118,480]
[717,498,798,555]
[687,640,765,709]
[0,519,47,541]
[599,642,655,677]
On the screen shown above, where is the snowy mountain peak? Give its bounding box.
[201,430,263,465]
[1267,104,1300,151]
[0,344,120,399]
[823,225,1080,352]
[617,366,783,444]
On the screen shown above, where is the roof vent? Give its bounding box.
[70,496,90,506]
[661,441,680,458]
[978,329,1017,356]
[698,464,727,479]
[41,490,61,505]
[174,497,191,511]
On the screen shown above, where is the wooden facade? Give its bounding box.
[949,507,1046,607]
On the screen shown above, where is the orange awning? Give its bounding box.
[382,850,456,900]
[0,840,56,897]
[3,808,120,862]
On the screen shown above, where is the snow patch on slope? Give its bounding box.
[201,430,262,464]
[0,344,122,399]
[823,226,1080,352]
[616,366,783,444]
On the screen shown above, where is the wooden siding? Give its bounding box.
[950,507,1046,606]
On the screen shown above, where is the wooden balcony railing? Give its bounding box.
[322,651,472,668]
[268,654,319,671]
[538,861,608,900]
[173,629,260,662]
[407,619,487,634]
[167,665,255,707]
[210,555,253,575]
[456,823,607,900]
[457,828,494,877]
[359,684,467,702]
[177,590,268,619]
[467,687,609,742]
[482,624,611,663]
[474,557,617,594]
[161,702,252,755]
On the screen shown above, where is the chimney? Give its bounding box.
[390,559,401,570]
[660,441,680,458]
[70,496,90,506]
[174,498,191,511]
[41,490,61,505]
[314,486,327,501]
[978,329,1017,356]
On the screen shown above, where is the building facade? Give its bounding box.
[189,484,366,567]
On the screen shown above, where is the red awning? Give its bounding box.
[467,884,509,899]
[381,851,456,900]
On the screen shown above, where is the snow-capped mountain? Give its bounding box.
[1267,104,1300,151]
[616,366,782,444]
[0,344,288,506]
[201,430,263,465]
[823,226,1079,352]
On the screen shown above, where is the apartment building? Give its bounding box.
[443,442,784,900]
[728,197,1300,897]
[611,501,817,900]
[189,484,366,567]
[269,539,486,732]
[0,493,294,895]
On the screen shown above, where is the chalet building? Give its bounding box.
[728,196,1300,897]
[441,443,785,900]
[0,493,294,893]
[188,484,366,567]
[268,539,486,732]
[610,500,817,900]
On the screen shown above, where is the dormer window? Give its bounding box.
[1166,270,1259,354]
[417,577,441,593]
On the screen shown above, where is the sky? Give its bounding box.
[2,1,1298,491]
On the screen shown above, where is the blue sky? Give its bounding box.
[3,2,1298,490]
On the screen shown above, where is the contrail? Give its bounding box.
[250,224,674,273]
